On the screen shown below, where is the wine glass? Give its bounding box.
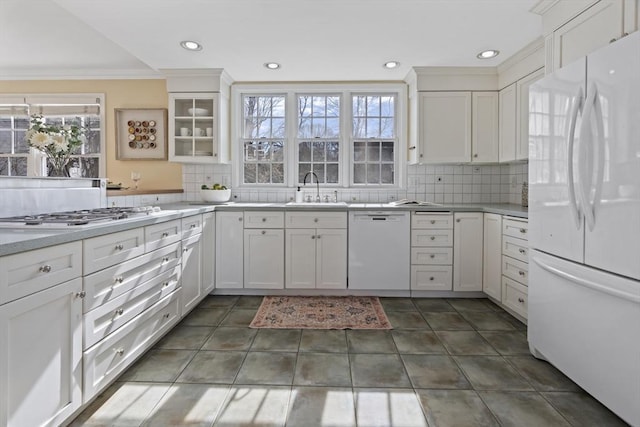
[131,171,141,190]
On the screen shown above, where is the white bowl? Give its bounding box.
[188,107,210,116]
[200,189,231,203]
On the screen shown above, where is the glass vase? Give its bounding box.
[47,156,71,177]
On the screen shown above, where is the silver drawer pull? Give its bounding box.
[314,218,319,223]
[311,235,316,239]
[75,291,86,299]
[518,249,526,254]
[430,236,436,240]
[163,313,171,319]
[316,235,321,239]
[518,298,525,303]
[183,248,189,253]
[115,308,124,316]
[429,277,435,281]
[162,256,170,263]
[519,228,526,234]
[163,281,170,287]
[115,244,124,251]
[162,232,169,237]
[456,219,461,223]
[262,218,267,222]
[39,264,52,273]
[430,254,435,259]
[115,276,124,284]
[114,348,124,356]
[190,224,197,229]
[261,230,266,235]
[518,271,526,276]
[238,217,243,222]
[430,220,435,224]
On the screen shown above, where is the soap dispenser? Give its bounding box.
[295,186,303,203]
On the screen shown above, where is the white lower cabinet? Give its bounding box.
[0,278,82,427]
[482,213,503,300]
[215,211,244,288]
[201,212,215,294]
[244,229,284,289]
[501,216,529,321]
[453,212,484,291]
[181,233,203,314]
[411,212,454,291]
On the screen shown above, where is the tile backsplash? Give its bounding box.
[178,162,529,205]
[108,162,528,207]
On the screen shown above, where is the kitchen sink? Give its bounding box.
[285,202,348,207]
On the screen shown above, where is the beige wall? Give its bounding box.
[0,79,182,190]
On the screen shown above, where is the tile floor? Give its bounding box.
[70,296,628,427]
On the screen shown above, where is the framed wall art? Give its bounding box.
[115,108,168,160]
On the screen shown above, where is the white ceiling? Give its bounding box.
[0,0,542,82]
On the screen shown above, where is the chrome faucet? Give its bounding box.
[303,171,321,202]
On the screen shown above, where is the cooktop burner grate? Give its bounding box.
[0,206,157,226]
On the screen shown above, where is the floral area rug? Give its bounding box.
[249,296,392,329]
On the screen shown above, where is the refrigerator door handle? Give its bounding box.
[590,85,606,230]
[567,87,585,229]
[578,84,597,231]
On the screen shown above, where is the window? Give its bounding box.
[0,95,104,177]
[352,95,396,185]
[241,95,285,184]
[297,95,340,184]
[233,84,405,188]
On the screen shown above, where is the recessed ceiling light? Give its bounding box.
[384,61,400,69]
[264,62,281,70]
[477,50,499,59]
[180,40,202,51]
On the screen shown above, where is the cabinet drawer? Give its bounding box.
[84,228,145,275]
[411,229,453,247]
[411,212,453,229]
[503,217,528,240]
[503,236,529,263]
[285,211,347,229]
[502,276,527,319]
[83,265,180,349]
[83,243,181,313]
[502,255,528,285]
[83,288,181,403]
[145,219,182,252]
[181,214,203,239]
[411,247,453,265]
[0,241,82,305]
[244,211,285,228]
[411,265,452,291]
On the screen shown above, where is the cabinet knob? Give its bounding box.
[518,249,526,254]
[75,291,86,299]
[162,232,169,237]
[316,235,321,239]
[183,248,189,253]
[429,277,435,281]
[238,217,243,222]
[162,256,170,263]
[408,146,416,150]
[430,236,435,240]
[115,276,124,284]
[39,264,52,273]
[519,228,526,234]
[420,154,423,158]
[518,298,525,303]
[114,348,125,356]
[456,219,461,223]
[115,308,124,316]
[430,220,435,224]
[262,218,267,222]
[518,271,525,276]
[261,230,266,235]
[115,244,124,251]
[190,224,197,229]
[163,281,170,287]
[314,218,319,223]
[430,254,435,259]
[474,153,478,158]
[610,38,618,43]
[163,313,171,319]
[311,235,316,239]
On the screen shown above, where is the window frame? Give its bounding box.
[0,93,106,178]
[231,83,406,189]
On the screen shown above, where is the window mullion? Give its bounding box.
[286,92,297,188]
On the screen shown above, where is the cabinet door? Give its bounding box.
[516,68,544,160]
[244,229,284,289]
[499,83,517,162]
[182,233,203,314]
[453,212,484,291]
[419,92,472,163]
[553,0,624,69]
[169,93,220,163]
[285,229,316,289]
[201,212,215,294]
[0,278,82,427]
[482,213,503,300]
[215,212,244,288]
[316,228,347,289]
[472,92,499,163]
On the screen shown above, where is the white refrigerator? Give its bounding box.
[528,32,640,426]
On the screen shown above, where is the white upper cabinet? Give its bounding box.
[516,68,545,160]
[169,93,229,164]
[499,83,517,162]
[418,91,498,163]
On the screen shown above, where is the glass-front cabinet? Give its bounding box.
[169,93,223,163]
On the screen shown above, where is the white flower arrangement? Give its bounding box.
[25,115,86,176]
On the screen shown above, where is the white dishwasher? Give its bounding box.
[348,211,410,290]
